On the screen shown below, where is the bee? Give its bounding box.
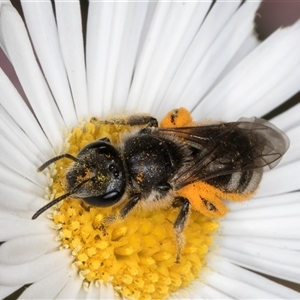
[32,108,289,262]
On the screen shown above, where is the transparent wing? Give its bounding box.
[155,117,289,189]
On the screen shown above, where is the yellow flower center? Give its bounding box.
[48,116,218,300]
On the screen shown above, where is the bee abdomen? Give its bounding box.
[205,170,263,194]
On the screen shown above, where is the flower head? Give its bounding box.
[0,1,300,299]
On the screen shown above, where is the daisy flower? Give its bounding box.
[1,1,300,299]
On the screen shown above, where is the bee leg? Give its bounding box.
[120,194,141,219]
[99,137,111,143]
[100,194,141,233]
[173,197,190,263]
[126,115,158,127]
[98,116,158,127]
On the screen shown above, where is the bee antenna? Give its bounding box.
[32,178,92,220]
[37,154,80,172]
[32,192,72,220]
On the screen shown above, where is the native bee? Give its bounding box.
[32,108,289,261]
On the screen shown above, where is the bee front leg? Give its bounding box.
[99,194,141,234]
[173,197,190,263]
[119,194,141,219]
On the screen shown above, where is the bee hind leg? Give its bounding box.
[126,115,158,127]
[173,197,190,263]
[97,115,158,128]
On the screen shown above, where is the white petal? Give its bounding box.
[193,20,300,120]
[157,1,260,119]
[86,2,125,116]
[0,249,72,286]
[227,59,300,120]
[76,287,89,300]
[0,144,47,186]
[0,164,44,196]
[87,282,100,299]
[99,282,119,299]
[180,1,261,115]
[0,183,46,213]
[226,198,300,220]
[216,248,299,285]
[128,1,212,114]
[159,0,240,114]
[126,1,172,113]
[168,287,193,299]
[227,191,300,212]
[86,2,151,117]
[0,132,47,186]
[258,160,300,197]
[0,284,22,300]
[111,2,149,114]
[179,280,228,299]
[220,215,300,239]
[98,3,129,116]
[218,33,260,81]
[0,234,58,265]
[271,102,300,132]
[268,104,300,169]
[0,4,64,148]
[0,69,51,156]
[0,104,47,165]
[0,1,10,10]
[86,1,111,116]
[237,236,300,251]
[0,211,52,241]
[205,270,282,299]
[55,271,82,300]
[20,261,76,299]
[215,238,300,283]
[277,125,300,167]
[246,62,300,118]
[207,258,300,298]
[54,0,89,120]
[21,0,77,126]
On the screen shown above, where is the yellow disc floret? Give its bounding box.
[48,113,218,300]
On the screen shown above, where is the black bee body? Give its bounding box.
[122,128,189,203]
[63,127,191,213]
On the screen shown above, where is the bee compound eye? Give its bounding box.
[78,140,115,157]
[83,191,122,207]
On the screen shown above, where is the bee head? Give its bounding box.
[68,140,126,207]
[32,140,126,220]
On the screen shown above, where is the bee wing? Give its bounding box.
[157,117,289,189]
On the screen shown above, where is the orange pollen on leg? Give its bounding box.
[160,107,194,128]
[176,182,228,218]
[177,181,257,218]
[222,190,257,202]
